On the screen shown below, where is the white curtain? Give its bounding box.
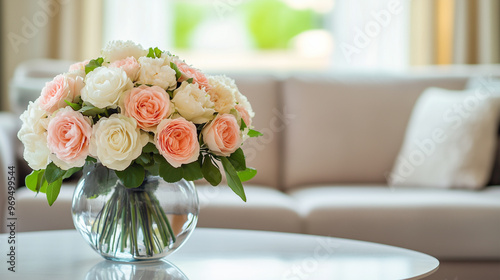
[103,0,172,51]
[329,0,410,70]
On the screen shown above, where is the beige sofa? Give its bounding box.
[2,60,500,279]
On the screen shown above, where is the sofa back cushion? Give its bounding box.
[282,74,468,190]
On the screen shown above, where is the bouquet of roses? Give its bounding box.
[17,41,261,257]
[17,40,260,205]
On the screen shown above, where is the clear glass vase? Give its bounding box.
[71,163,199,262]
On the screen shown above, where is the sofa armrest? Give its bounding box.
[0,112,20,233]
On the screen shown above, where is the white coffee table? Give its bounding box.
[0,228,438,280]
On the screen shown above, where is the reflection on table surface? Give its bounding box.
[86,260,188,280]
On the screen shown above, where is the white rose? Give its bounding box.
[17,102,51,170]
[101,40,147,63]
[208,75,237,114]
[137,57,177,90]
[65,71,85,98]
[81,67,133,108]
[172,81,215,124]
[89,115,149,171]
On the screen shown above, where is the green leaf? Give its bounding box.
[147,47,163,58]
[64,100,82,111]
[156,155,183,183]
[25,170,44,193]
[85,57,104,74]
[182,161,203,181]
[186,78,194,84]
[44,162,66,183]
[221,157,246,202]
[228,148,246,171]
[46,177,62,206]
[38,180,48,194]
[144,164,160,176]
[142,142,159,154]
[167,90,174,99]
[201,155,222,186]
[154,47,163,58]
[240,118,247,130]
[115,164,145,189]
[136,153,152,166]
[86,156,97,163]
[82,163,117,198]
[147,48,155,58]
[170,62,182,80]
[248,129,263,137]
[237,167,257,182]
[79,105,107,116]
[62,167,82,180]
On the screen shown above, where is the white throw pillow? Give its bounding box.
[388,87,500,189]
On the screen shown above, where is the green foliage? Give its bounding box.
[142,142,159,154]
[116,164,145,189]
[82,162,118,198]
[79,105,107,117]
[240,119,247,130]
[221,157,247,202]
[147,47,164,58]
[64,96,83,111]
[248,129,263,137]
[201,155,222,186]
[170,62,182,80]
[85,57,104,74]
[182,160,204,181]
[244,0,319,49]
[228,148,246,171]
[46,178,62,206]
[156,154,184,183]
[237,167,257,182]
[25,169,45,193]
[44,162,66,183]
[186,78,194,84]
[26,164,82,205]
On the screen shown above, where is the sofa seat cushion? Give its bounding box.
[289,186,500,260]
[16,184,75,232]
[197,185,302,233]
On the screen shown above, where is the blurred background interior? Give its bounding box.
[1,1,500,279]
[1,0,499,111]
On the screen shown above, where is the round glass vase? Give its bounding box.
[71,163,199,262]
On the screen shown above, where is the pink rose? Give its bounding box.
[69,60,90,72]
[235,105,251,127]
[38,74,75,113]
[176,61,210,90]
[155,118,200,167]
[47,107,92,169]
[122,85,171,131]
[202,114,241,156]
[110,56,140,81]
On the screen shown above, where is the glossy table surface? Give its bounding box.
[0,228,438,280]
